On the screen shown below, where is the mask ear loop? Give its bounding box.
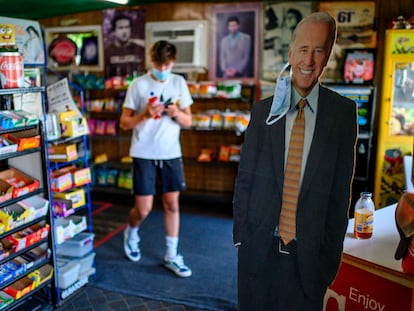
[265,63,292,125]
[277,62,292,81]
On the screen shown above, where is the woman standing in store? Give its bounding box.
[119,40,193,277]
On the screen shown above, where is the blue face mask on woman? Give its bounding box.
[153,68,171,81]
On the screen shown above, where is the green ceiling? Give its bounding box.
[0,0,187,20]
[1,0,246,20]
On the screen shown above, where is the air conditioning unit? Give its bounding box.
[145,20,208,72]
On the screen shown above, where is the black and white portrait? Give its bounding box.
[102,8,145,79]
[262,2,313,81]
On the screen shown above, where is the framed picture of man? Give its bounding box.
[102,8,145,79]
[208,3,261,83]
[262,2,314,81]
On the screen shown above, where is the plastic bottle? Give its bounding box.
[354,192,375,239]
[149,92,161,119]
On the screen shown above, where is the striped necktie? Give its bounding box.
[279,98,307,245]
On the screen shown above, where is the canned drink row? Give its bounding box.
[0,52,25,89]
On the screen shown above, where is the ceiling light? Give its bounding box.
[104,0,129,4]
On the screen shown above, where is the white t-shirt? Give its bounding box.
[123,72,193,160]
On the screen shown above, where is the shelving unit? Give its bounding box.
[180,85,254,201]
[181,129,243,196]
[84,85,255,201]
[0,87,56,310]
[84,89,132,194]
[44,77,95,305]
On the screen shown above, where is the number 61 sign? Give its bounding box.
[319,1,377,48]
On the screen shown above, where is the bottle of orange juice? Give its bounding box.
[354,192,375,239]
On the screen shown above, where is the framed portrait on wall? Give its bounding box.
[208,3,261,83]
[102,8,145,79]
[262,2,314,81]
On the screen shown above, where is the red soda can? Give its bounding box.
[0,52,24,88]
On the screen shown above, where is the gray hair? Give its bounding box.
[291,12,337,50]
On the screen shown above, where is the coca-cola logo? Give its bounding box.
[49,37,77,66]
[0,59,23,72]
[0,54,24,88]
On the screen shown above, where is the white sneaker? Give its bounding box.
[164,254,192,277]
[124,226,141,262]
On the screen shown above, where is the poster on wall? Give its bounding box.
[319,2,377,83]
[47,78,82,117]
[262,2,314,81]
[208,2,261,83]
[0,16,45,65]
[319,2,376,48]
[343,48,375,85]
[102,8,145,84]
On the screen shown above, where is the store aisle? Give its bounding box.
[55,192,233,310]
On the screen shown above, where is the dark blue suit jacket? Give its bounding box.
[233,85,357,308]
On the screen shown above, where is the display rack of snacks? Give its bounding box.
[84,89,133,194]
[0,87,56,309]
[84,84,255,200]
[45,77,95,305]
[181,83,255,201]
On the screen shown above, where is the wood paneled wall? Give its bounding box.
[40,0,414,176]
[39,0,414,86]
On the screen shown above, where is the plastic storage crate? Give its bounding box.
[56,232,94,257]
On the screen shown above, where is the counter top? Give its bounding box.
[344,203,402,271]
[343,203,414,287]
[330,203,414,310]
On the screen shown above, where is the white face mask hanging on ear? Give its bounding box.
[266,63,292,125]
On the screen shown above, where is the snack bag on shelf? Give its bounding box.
[197,149,213,162]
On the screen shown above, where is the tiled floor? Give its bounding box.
[54,192,233,311]
[55,286,209,311]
